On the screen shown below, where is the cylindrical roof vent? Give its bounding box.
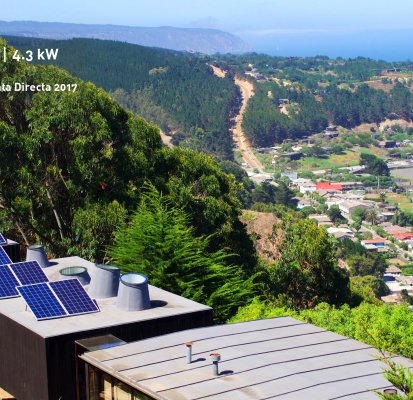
[59,266,91,286]
[116,273,150,312]
[88,265,120,299]
[26,244,49,268]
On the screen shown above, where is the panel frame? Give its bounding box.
[50,278,100,317]
[9,260,49,285]
[17,282,68,321]
[17,278,100,321]
[0,265,20,299]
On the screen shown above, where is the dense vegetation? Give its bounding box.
[242,80,413,147]
[7,36,240,160]
[231,300,413,359]
[0,39,256,296]
[109,184,255,322]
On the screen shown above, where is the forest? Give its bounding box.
[8,37,413,155]
[241,80,413,147]
[7,36,239,160]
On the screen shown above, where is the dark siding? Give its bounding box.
[46,309,213,400]
[0,314,48,400]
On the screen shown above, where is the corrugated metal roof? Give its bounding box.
[81,317,412,399]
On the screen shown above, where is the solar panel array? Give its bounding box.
[17,279,99,320]
[0,246,12,265]
[0,260,48,299]
[0,233,6,245]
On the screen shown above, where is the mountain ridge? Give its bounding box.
[0,20,251,54]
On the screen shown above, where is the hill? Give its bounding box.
[7,36,240,160]
[0,37,256,274]
[0,21,250,54]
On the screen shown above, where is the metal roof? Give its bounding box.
[81,316,413,400]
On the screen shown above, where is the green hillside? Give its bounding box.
[7,36,239,160]
[0,38,256,299]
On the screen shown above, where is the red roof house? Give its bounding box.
[392,233,413,241]
[316,182,343,191]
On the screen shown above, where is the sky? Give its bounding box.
[1,0,413,59]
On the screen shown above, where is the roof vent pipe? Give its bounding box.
[383,389,397,396]
[210,353,221,376]
[59,266,91,286]
[26,244,49,268]
[185,342,193,364]
[88,265,120,299]
[116,273,151,312]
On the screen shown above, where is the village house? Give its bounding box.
[379,140,397,149]
[385,265,402,276]
[361,238,388,252]
[339,200,373,216]
[309,214,333,226]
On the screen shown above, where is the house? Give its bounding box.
[277,98,290,105]
[297,199,313,209]
[327,227,354,237]
[309,214,333,226]
[381,293,401,304]
[340,182,364,191]
[385,265,402,276]
[281,171,298,180]
[361,238,387,252]
[325,125,338,132]
[80,316,411,400]
[384,225,412,235]
[392,233,413,241]
[324,131,339,139]
[299,183,316,194]
[378,212,395,223]
[0,256,212,400]
[279,152,303,161]
[316,182,343,192]
[339,200,373,216]
[379,140,397,149]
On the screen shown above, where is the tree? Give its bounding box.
[327,205,346,224]
[266,217,350,309]
[360,153,390,176]
[375,357,413,399]
[109,183,256,322]
[352,208,368,224]
[366,209,379,225]
[348,254,387,277]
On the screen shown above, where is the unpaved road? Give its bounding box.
[232,77,264,172]
[210,64,227,78]
[160,130,174,148]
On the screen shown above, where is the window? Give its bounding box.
[87,364,154,400]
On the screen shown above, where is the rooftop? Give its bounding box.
[0,256,211,338]
[81,317,413,400]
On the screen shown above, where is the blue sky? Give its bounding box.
[2,0,413,58]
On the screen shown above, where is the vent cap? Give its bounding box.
[88,264,120,299]
[116,273,150,311]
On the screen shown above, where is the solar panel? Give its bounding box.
[50,279,99,316]
[0,234,6,245]
[10,261,49,285]
[0,247,11,265]
[17,283,67,320]
[0,266,20,298]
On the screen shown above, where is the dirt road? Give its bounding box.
[209,64,227,78]
[159,130,174,148]
[232,77,264,172]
